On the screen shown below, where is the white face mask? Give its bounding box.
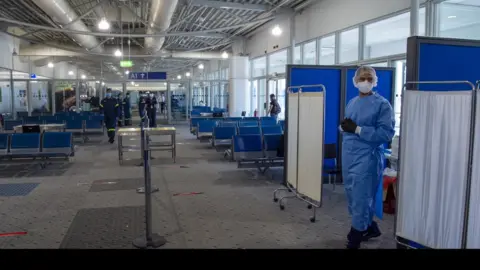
[356,81,373,94]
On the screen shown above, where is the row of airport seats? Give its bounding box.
[191,116,283,136]
[0,132,74,168]
[212,125,283,148]
[191,106,226,117]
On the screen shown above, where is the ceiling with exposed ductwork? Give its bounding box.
[0,0,312,78]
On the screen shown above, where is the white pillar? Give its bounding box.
[410,0,420,36]
[228,56,249,117]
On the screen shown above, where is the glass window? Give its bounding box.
[294,45,301,64]
[0,80,12,116]
[13,81,28,118]
[30,81,52,116]
[258,79,267,116]
[436,0,480,40]
[251,80,258,116]
[302,40,316,65]
[368,62,389,67]
[319,34,336,65]
[339,28,359,63]
[268,50,288,75]
[364,9,426,59]
[252,57,267,77]
[393,59,406,136]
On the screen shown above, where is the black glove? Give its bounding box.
[341,118,358,133]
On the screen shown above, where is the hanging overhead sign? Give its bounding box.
[128,72,167,80]
[120,60,133,68]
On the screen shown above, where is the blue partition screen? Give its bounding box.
[418,43,480,91]
[289,67,341,150]
[345,69,394,106]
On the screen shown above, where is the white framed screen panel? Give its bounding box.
[297,92,324,203]
[287,92,299,188]
[396,90,472,249]
[467,91,480,248]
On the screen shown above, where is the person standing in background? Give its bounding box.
[123,92,132,126]
[146,92,158,127]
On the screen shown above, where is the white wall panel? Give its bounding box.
[246,0,426,58]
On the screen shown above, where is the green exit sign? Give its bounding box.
[120,60,133,68]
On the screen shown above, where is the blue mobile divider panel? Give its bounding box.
[407,36,480,90]
[394,36,480,249]
[286,66,342,170]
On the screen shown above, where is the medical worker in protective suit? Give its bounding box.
[100,88,120,144]
[123,92,132,126]
[340,66,395,249]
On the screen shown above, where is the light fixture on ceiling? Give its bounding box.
[221,51,229,59]
[98,18,110,30]
[271,25,282,36]
[101,82,105,86]
[131,81,135,85]
[448,15,457,19]
[198,63,204,69]
[81,74,86,79]
[177,75,182,79]
[95,81,100,83]
[47,62,54,68]
[186,72,191,77]
[114,49,123,57]
[68,70,74,76]
[125,70,130,75]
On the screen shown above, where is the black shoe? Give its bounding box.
[346,227,364,249]
[362,221,382,241]
[108,137,114,144]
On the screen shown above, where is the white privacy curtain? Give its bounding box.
[397,90,472,249]
[467,91,480,248]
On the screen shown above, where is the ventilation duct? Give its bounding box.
[31,0,104,53]
[144,0,179,54]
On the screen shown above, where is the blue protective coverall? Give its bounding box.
[146,96,158,127]
[138,95,147,125]
[341,93,395,232]
[123,96,131,126]
[100,97,120,139]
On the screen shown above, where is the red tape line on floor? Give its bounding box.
[173,192,204,196]
[0,231,27,237]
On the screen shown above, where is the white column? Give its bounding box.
[410,0,420,36]
[228,56,249,117]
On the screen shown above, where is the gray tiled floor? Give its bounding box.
[0,120,396,249]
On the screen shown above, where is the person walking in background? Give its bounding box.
[100,88,120,144]
[267,94,281,120]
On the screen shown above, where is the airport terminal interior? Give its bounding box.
[0,0,479,249]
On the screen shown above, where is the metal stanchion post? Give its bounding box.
[133,120,166,249]
[137,117,159,193]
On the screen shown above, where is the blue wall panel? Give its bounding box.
[345,69,394,106]
[418,43,480,91]
[289,67,341,148]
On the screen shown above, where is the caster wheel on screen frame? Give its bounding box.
[280,204,285,210]
[310,217,316,223]
[307,204,312,209]
[273,198,278,202]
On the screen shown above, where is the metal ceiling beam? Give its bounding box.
[190,0,272,11]
[0,16,273,38]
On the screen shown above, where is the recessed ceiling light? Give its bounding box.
[448,15,456,19]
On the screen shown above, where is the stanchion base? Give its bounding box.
[136,187,159,194]
[132,233,167,249]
